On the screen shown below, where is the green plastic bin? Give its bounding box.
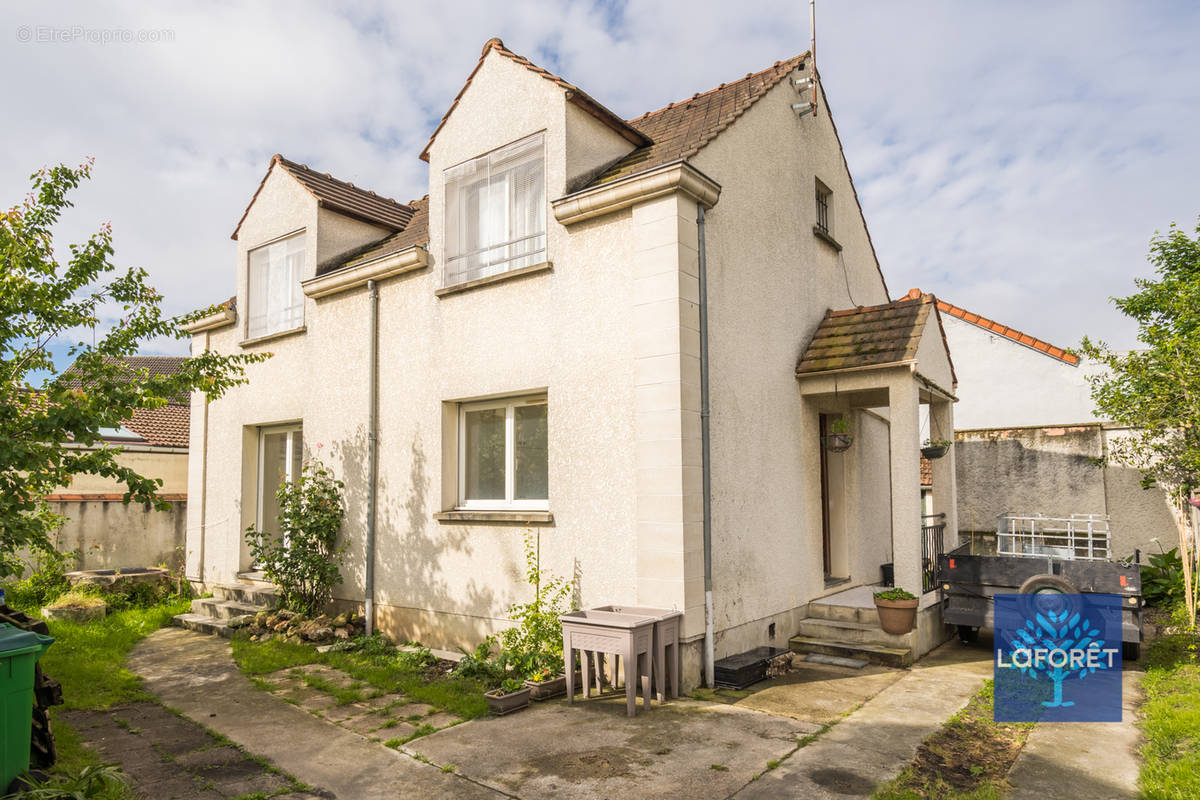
[0,624,54,792]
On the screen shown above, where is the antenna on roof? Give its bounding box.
[792,0,818,118]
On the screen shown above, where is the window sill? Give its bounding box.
[433,509,554,525]
[435,261,552,298]
[813,226,843,252]
[239,326,307,348]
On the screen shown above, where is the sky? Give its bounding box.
[3,0,1198,370]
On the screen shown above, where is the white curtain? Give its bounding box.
[248,234,305,338]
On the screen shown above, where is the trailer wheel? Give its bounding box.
[1017,574,1077,595]
[956,625,979,645]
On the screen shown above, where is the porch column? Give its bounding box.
[888,376,923,594]
[929,398,959,552]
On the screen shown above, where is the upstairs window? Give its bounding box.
[444,133,546,287]
[247,233,305,339]
[815,178,832,236]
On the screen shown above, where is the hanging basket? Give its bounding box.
[921,444,950,460]
[822,433,854,453]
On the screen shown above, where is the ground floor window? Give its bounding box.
[458,395,547,510]
[258,424,302,535]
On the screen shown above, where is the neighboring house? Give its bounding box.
[922,289,1176,560]
[49,356,189,571]
[184,39,958,684]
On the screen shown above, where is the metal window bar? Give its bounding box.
[995,513,1111,562]
[922,513,946,593]
[815,185,830,234]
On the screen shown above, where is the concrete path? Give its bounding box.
[1006,667,1143,800]
[129,628,506,800]
[730,640,993,799]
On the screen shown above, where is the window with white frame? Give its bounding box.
[458,396,548,509]
[444,133,546,287]
[247,233,305,339]
[257,424,303,537]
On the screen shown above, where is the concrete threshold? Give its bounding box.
[129,628,506,800]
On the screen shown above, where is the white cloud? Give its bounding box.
[2,0,1196,359]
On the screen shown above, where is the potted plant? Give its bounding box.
[524,667,568,701]
[921,438,952,460]
[873,587,919,634]
[822,416,854,453]
[484,678,532,715]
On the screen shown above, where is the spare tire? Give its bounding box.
[1017,574,1076,595]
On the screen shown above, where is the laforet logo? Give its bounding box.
[994,593,1124,722]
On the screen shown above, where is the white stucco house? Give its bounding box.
[927,292,1175,560]
[182,39,959,684]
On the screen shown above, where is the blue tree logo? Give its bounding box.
[994,593,1124,722]
[1005,607,1106,707]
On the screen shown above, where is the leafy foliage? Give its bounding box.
[245,459,346,617]
[874,587,917,602]
[1080,217,1200,627]
[498,532,574,678]
[5,548,72,608]
[13,764,128,799]
[0,161,266,576]
[452,637,507,684]
[497,677,526,695]
[1143,548,1186,608]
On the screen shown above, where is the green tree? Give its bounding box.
[1080,217,1200,627]
[1,161,266,576]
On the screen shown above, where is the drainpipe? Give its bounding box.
[365,280,380,635]
[195,331,210,585]
[697,203,715,688]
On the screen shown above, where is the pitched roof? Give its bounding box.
[62,356,189,404]
[921,456,932,487]
[124,404,189,448]
[419,38,650,163]
[317,196,430,276]
[592,52,809,186]
[231,155,415,240]
[797,294,936,375]
[930,291,1080,366]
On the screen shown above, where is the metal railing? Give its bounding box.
[922,513,946,593]
[996,512,1111,562]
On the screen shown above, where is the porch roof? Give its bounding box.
[796,292,956,387]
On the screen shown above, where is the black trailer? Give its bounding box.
[938,513,1143,659]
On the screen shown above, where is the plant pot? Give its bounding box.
[822,433,853,453]
[525,673,568,701]
[921,444,950,460]
[874,597,919,635]
[484,687,531,715]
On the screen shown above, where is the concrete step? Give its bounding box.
[794,617,916,650]
[211,583,279,608]
[788,636,912,668]
[190,598,261,620]
[173,613,234,639]
[808,601,878,625]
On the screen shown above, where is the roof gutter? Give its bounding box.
[552,161,721,226]
[301,246,428,299]
[181,307,236,334]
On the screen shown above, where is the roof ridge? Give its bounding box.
[273,155,413,212]
[631,52,807,123]
[918,288,1079,366]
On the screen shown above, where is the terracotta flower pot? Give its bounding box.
[874,596,919,634]
[484,686,531,715]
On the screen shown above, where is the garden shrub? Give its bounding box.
[245,459,346,617]
[1142,547,1186,608]
[498,532,574,678]
[6,548,72,609]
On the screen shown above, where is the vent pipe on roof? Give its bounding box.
[792,0,818,118]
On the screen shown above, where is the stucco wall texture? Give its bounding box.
[188,51,927,677]
[53,498,186,572]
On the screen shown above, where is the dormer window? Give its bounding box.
[444,132,546,287]
[247,232,305,339]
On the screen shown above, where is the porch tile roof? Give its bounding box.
[796,294,935,375]
[930,292,1079,366]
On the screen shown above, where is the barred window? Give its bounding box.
[444,133,546,287]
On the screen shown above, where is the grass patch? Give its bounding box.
[297,673,364,705]
[1139,627,1200,800]
[873,681,1032,800]
[230,636,488,719]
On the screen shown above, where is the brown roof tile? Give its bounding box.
[930,293,1079,366]
[231,156,414,241]
[591,52,808,186]
[124,404,190,448]
[419,38,650,163]
[317,196,430,277]
[797,295,934,375]
[921,456,932,487]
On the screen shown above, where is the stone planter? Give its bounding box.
[484,687,531,716]
[874,596,919,635]
[42,602,107,623]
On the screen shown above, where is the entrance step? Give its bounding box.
[807,600,878,625]
[788,636,912,668]
[173,612,234,638]
[211,583,279,609]
[793,617,916,650]
[189,598,261,620]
